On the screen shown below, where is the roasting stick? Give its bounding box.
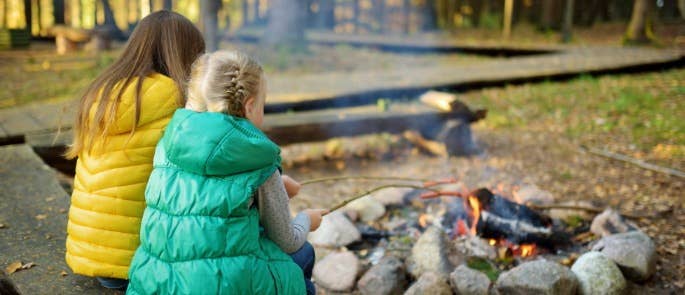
[299,176,458,216]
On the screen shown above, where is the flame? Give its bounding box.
[489,239,497,246]
[418,214,429,228]
[455,219,468,236]
[519,244,536,257]
[467,196,481,236]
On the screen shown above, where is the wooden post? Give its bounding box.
[502,0,513,39]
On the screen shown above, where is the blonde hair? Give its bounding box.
[186,50,264,116]
[65,11,205,159]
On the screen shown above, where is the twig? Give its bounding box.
[323,184,438,216]
[300,175,434,186]
[582,145,685,179]
[527,204,665,219]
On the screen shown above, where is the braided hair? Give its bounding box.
[186,50,264,117]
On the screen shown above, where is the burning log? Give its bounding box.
[468,188,562,247]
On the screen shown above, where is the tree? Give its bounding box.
[625,0,654,44]
[262,0,307,47]
[316,0,335,30]
[201,0,222,52]
[561,0,574,43]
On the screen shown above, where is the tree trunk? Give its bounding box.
[373,0,385,33]
[262,0,306,47]
[402,0,411,34]
[540,0,562,30]
[625,0,653,44]
[201,0,221,51]
[316,0,335,30]
[679,0,685,19]
[561,0,574,43]
[24,0,32,33]
[353,0,360,33]
[422,0,438,31]
[503,0,513,39]
[163,0,172,10]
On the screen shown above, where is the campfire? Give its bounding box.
[306,175,659,294]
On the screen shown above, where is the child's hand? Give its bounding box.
[304,209,328,231]
[282,175,300,199]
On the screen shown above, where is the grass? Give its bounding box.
[465,68,685,165]
[0,49,120,109]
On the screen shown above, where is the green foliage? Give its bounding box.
[467,256,500,281]
[478,12,501,30]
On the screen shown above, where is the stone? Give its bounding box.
[452,236,497,260]
[449,264,491,295]
[590,208,638,238]
[548,200,598,220]
[0,145,109,294]
[592,231,657,282]
[358,256,406,295]
[571,251,627,295]
[313,251,360,292]
[344,196,386,222]
[308,211,361,247]
[374,187,412,207]
[404,272,452,295]
[513,184,555,205]
[495,259,578,295]
[406,226,453,278]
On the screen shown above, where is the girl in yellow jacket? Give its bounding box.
[64,11,205,290]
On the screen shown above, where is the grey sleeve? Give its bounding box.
[257,171,311,254]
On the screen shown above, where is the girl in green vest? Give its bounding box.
[126,50,327,295]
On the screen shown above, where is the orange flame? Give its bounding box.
[467,196,481,236]
[489,239,497,246]
[418,214,429,228]
[519,244,536,257]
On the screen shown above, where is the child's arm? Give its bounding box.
[257,171,326,253]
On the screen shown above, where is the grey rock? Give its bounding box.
[513,184,555,205]
[571,251,627,295]
[495,259,578,295]
[308,211,361,247]
[358,256,406,295]
[452,236,497,260]
[344,196,386,222]
[313,251,360,292]
[406,226,453,278]
[450,265,491,295]
[404,272,452,295]
[592,231,657,282]
[590,208,638,238]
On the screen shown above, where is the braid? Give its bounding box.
[186,50,263,116]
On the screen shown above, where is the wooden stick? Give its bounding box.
[323,184,438,216]
[582,145,685,179]
[527,204,667,219]
[300,175,434,186]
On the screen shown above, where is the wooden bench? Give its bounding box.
[51,25,91,55]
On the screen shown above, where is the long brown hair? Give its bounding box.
[65,10,205,159]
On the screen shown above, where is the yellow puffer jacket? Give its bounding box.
[65,73,180,279]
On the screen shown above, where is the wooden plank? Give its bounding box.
[263,103,463,146]
[0,110,43,137]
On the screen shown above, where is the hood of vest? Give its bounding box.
[161,108,281,176]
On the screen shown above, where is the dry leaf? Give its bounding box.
[0,223,6,229]
[35,214,47,220]
[5,262,22,274]
[60,270,68,277]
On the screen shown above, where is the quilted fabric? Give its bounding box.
[66,73,180,279]
[126,109,305,294]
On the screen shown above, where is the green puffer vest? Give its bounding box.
[126,109,306,295]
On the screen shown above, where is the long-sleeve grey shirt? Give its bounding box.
[255,171,310,254]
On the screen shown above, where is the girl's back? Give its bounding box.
[64,11,204,282]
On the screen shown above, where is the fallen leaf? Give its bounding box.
[60,270,68,277]
[5,262,22,274]
[35,214,47,220]
[20,262,36,270]
[0,223,6,229]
